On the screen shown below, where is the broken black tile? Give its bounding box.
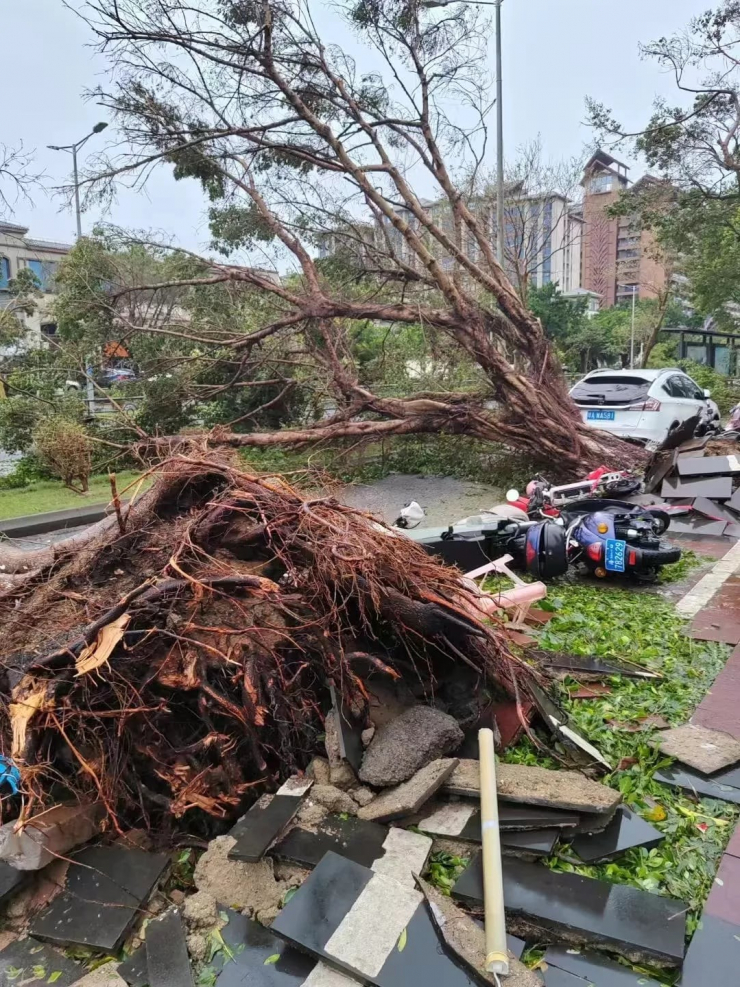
[677,455,740,478]
[543,970,585,987]
[119,948,148,987]
[500,829,559,858]
[654,764,740,805]
[271,851,478,986]
[271,814,388,870]
[146,908,192,987]
[528,649,657,679]
[30,845,169,953]
[212,912,316,987]
[570,806,664,863]
[661,476,734,500]
[418,801,579,838]
[729,487,740,513]
[544,945,664,985]
[452,855,686,967]
[0,861,25,904]
[228,789,309,864]
[0,937,81,987]
[690,497,740,524]
[679,913,740,985]
[664,518,728,538]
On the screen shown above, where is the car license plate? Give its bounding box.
[605,539,627,572]
[587,410,615,421]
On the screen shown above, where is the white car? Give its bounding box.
[570,368,718,445]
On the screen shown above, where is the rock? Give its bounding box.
[74,964,128,987]
[359,706,464,787]
[310,785,359,816]
[295,799,329,830]
[349,786,375,807]
[193,836,289,923]
[169,889,186,905]
[360,706,464,788]
[358,759,459,823]
[657,724,740,775]
[329,763,357,790]
[183,889,218,930]
[187,932,209,962]
[361,726,376,747]
[307,757,331,785]
[0,802,105,871]
[443,760,621,815]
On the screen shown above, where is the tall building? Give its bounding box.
[581,150,669,308]
[0,221,72,349]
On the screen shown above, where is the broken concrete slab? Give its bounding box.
[29,845,168,953]
[543,946,664,986]
[443,760,621,815]
[228,779,313,863]
[359,707,463,787]
[0,937,82,987]
[271,850,482,986]
[452,855,686,967]
[416,878,543,987]
[194,836,292,926]
[357,758,458,823]
[309,786,359,816]
[677,454,740,478]
[654,763,740,805]
[272,814,432,888]
[74,964,128,987]
[0,803,105,871]
[657,723,740,775]
[146,908,192,987]
[417,801,579,839]
[661,476,734,500]
[570,806,663,864]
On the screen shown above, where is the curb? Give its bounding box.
[0,502,112,539]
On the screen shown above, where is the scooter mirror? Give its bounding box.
[506,489,520,502]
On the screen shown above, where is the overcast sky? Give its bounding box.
[0,0,705,255]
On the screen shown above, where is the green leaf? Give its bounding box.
[397,928,407,952]
[263,955,280,966]
[282,886,299,905]
[48,973,63,984]
[32,967,46,979]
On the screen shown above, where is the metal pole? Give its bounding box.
[630,287,636,369]
[72,143,82,240]
[495,0,504,268]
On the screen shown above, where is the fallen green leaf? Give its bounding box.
[264,955,280,966]
[397,928,407,952]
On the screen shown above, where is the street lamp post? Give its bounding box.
[421,0,505,266]
[47,122,108,239]
[617,283,639,369]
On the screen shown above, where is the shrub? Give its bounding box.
[32,417,93,494]
[677,360,739,415]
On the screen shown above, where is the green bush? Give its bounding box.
[0,455,51,490]
[32,416,93,494]
[677,360,739,414]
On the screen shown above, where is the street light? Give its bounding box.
[617,283,639,369]
[420,0,505,267]
[48,122,108,239]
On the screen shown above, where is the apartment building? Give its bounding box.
[581,151,669,308]
[0,221,72,349]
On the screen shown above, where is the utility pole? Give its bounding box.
[48,122,108,239]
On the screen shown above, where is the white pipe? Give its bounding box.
[479,728,509,977]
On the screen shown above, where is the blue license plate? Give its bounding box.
[605,539,627,572]
[587,410,616,421]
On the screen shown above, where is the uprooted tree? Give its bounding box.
[64,0,642,475]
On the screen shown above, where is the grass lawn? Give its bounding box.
[428,560,736,985]
[0,471,150,520]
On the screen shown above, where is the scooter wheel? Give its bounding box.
[637,544,682,566]
[646,509,671,535]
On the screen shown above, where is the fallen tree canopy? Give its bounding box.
[0,457,534,834]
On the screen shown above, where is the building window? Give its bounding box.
[0,257,9,290]
[618,249,640,259]
[24,259,59,291]
[589,173,613,194]
[40,322,58,337]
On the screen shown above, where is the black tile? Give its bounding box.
[654,764,740,805]
[0,937,81,987]
[452,855,686,966]
[146,908,192,987]
[664,518,728,538]
[677,456,740,478]
[271,852,479,987]
[271,815,387,870]
[501,829,560,858]
[544,946,664,985]
[119,948,148,987]
[228,795,304,863]
[507,935,526,959]
[271,851,373,961]
[543,970,587,986]
[690,497,739,524]
[570,806,664,863]
[213,912,316,987]
[30,845,169,952]
[661,476,734,500]
[729,488,740,513]
[679,913,740,985]
[419,802,576,843]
